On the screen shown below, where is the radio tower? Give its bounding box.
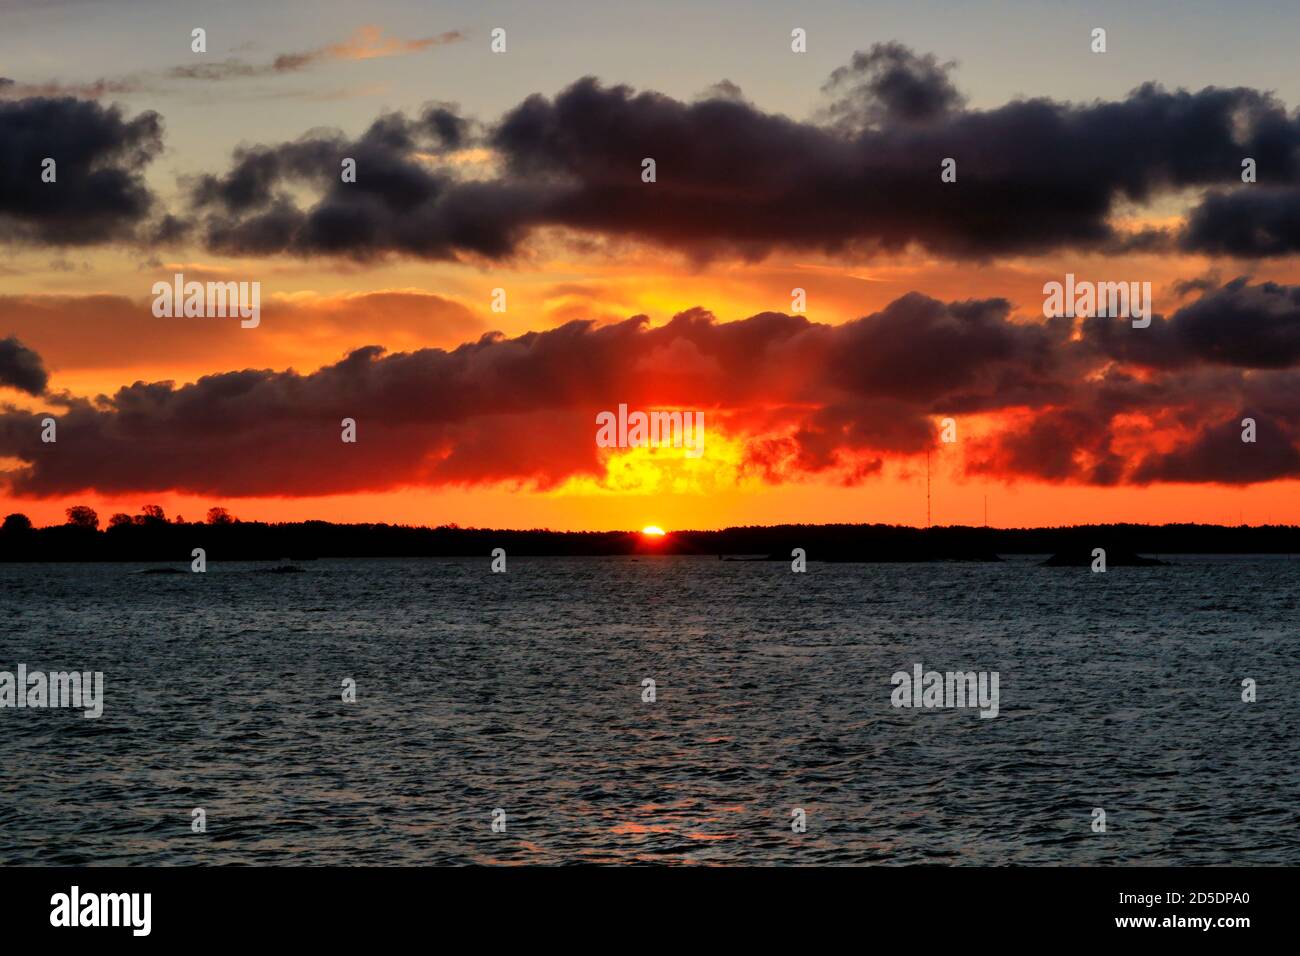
[926,449,931,528]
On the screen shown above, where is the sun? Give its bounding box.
[641,525,667,536]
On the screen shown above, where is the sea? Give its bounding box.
[1,555,1296,865]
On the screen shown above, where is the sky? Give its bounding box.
[2,0,1299,530]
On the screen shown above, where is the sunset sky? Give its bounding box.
[2,0,1300,530]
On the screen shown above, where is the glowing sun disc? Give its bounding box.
[641,525,667,536]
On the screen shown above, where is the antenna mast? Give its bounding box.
[926,449,931,528]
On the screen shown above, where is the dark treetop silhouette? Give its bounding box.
[1,511,1297,563]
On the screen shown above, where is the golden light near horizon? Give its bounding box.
[641,525,667,536]
[3,9,1300,535]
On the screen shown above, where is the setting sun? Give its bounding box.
[641,525,667,536]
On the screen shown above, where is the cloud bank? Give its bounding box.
[2,278,1297,497]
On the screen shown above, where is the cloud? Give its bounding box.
[0,76,146,99]
[1180,186,1300,256]
[0,337,47,395]
[189,105,528,260]
[968,273,1300,486]
[0,27,462,104]
[486,72,1297,261]
[1082,276,1300,370]
[166,26,464,81]
[8,44,1297,260]
[185,45,1300,263]
[274,25,464,68]
[0,288,486,374]
[964,354,1300,487]
[1132,414,1300,483]
[820,43,966,128]
[4,281,1298,497]
[967,405,1130,485]
[0,97,163,245]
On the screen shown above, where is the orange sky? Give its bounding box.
[4,235,1299,530]
[4,19,1300,530]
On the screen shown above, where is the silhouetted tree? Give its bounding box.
[1,513,32,533]
[135,504,167,526]
[3,519,1300,563]
[206,507,235,525]
[65,506,99,530]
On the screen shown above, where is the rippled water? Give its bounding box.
[1,556,1296,865]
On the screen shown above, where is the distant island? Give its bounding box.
[1,507,1297,562]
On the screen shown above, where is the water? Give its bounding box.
[1,556,1296,865]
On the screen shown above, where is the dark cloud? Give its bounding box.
[489,75,1297,260]
[973,276,1300,485]
[1083,277,1300,370]
[0,337,47,395]
[190,105,523,259]
[1181,186,1300,256]
[188,46,1300,261]
[820,43,966,128]
[963,355,1300,487]
[0,293,1058,496]
[6,282,1298,496]
[0,97,162,244]
[698,80,748,104]
[4,45,1299,259]
[1166,278,1300,367]
[1132,414,1300,483]
[1172,274,1223,297]
[968,406,1129,486]
[826,292,1075,403]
